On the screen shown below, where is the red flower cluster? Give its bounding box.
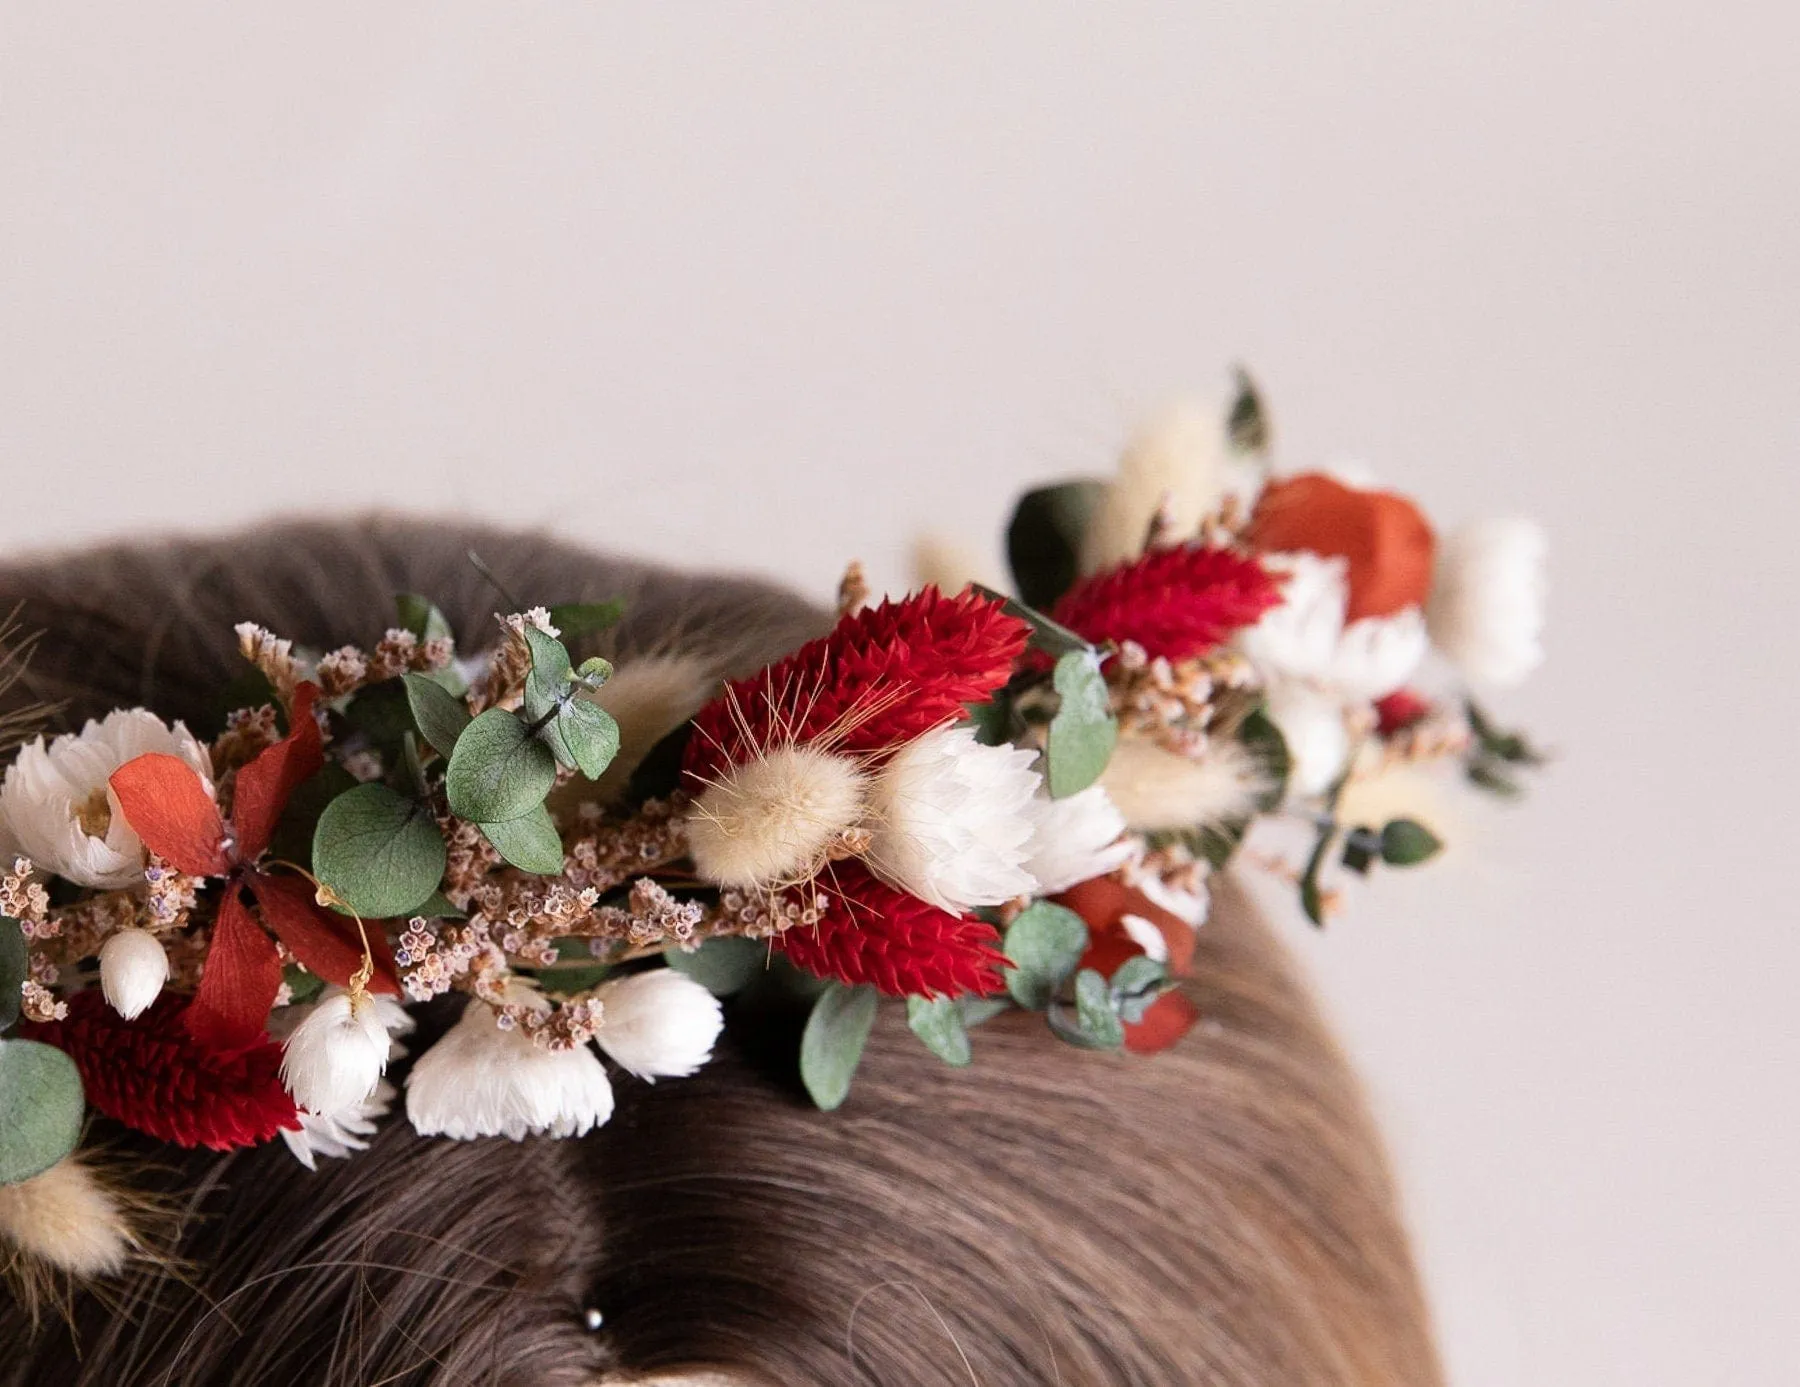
[682,586,1029,783]
[776,863,1008,999]
[108,681,398,1049]
[1057,876,1200,1055]
[1247,472,1436,622]
[24,991,297,1150]
[1375,688,1432,737]
[1050,545,1283,663]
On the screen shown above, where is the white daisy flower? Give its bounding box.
[1240,552,1427,701]
[1021,785,1136,895]
[0,709,213,889]
[1427,518,1548,688]
[864,725,1040,913]
[406,991,614,1141]
[593,969,724,1081]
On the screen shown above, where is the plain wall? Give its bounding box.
[2,6,1795,1384]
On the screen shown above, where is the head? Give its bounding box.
[0,518,1442,1386]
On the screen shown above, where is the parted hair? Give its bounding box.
[0,519,1443,1387]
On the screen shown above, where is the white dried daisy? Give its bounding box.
[593,969,724,1081]
[1239,552,1427,701]
[0,709,213,889]
[1021,785,1136,895]
[406,989,613,1141]
[1427,518,1548,688]
[863,725,1040,912]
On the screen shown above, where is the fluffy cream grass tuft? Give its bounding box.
[1080,403,1231,574]
[1099,736,1270,833]
[0,1150,154,1322]
[686,746,868,890]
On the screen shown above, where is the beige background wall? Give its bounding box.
[2,6,1794,1383]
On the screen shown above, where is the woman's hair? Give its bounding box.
[0,519,1443,1386]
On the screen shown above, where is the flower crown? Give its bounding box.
[0,379,1546,1294]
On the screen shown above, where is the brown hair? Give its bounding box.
[0,519,1442,1386]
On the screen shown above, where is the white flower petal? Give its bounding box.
[594,970,724,1081]
[280,992,392,1115]
[98,928,168,1021]
[1022,786,1136,895]
[1239,552,1350,684]
[406,998,614,1141]
[864,726,1040,912]
[1264,682,1351,799]
[0,709,213,888]
[1329,607,1429,702]
[1427,518,1548,688]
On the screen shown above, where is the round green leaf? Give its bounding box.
[0,916,26,1031]
[395,593,454,644]
[404,673,471,758]
[1002,901,1090,1010]
[906,995,972,1067]
[446,708,557,822]
[1073,967,1126,1049]
[1109,954,1169,1025]
[1380,818,1444,867]
[313,783,447,919]
[799,982,878,1111]
[548,599,626,639]
[0,1038,85,1185]
[1046,649,1118,798]
[555,699,620,780]
[479,803,566,875]
[664,937,766,997]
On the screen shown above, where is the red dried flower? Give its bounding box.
[683,587,1029,784]
[1375,688,1432,737]
[777,862,1008,999]
[23,990,298,1151]
[1058,876,1200,1055]
[108,680,399,1048]
[1247,472,1436,622]
[1051,545,1284,663]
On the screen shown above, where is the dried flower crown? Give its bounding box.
[0,377,1547,1300]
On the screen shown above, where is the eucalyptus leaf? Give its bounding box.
[522,627,573,723]
[1006,479,1105,611]
[665,936,766,997]
[1073,968,1126,1049]
[395,594,455,644]
[1299,824,1333,927]
[281,963,325,1006]
[972,586,1094,661]
[1109,954,1169,1025]
[0,1038,85,1185]
[958,997,1011,1028]
[548,600,626,639]
[549,698,620,780]
[1380,818,1443,867]
[799,982,878,1112]
[1240,707,1290,813]
[340,679,414,750]
[479,804,566,875]
[404,673,471,758]
[1002,901,1090,1010]
[313,783,447,919]
[0,917,25,1031]
[446,709,558,823]
[411,891,465,920]
[906,995,972,1067]
[1046,649,1118,798]
[1227,365,1270,455]
[965,692,1013,748]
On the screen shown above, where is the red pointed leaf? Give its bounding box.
[249,871,400,994]
[230,681,324,860]
[187,887,284,1048]
[109,753,230,877]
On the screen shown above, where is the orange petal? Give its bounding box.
[186,887,283,1048]
[1123,991,1200,1055]
[1248,473,1436,621]
[230,681,324,860]
[109,753,230,877]
[249,871,399,994]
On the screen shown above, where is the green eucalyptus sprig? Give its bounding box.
[0,915,85,1187]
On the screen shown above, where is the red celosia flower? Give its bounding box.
[108,681,398,1048]
[1050,545,1284,662]
[1247,472,1436,622]
[683,587,1029,784]
[23,990,298,1150]
[777,862,1008,999]
[1058,876,1200,1055]
[1375,688,1432,737]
